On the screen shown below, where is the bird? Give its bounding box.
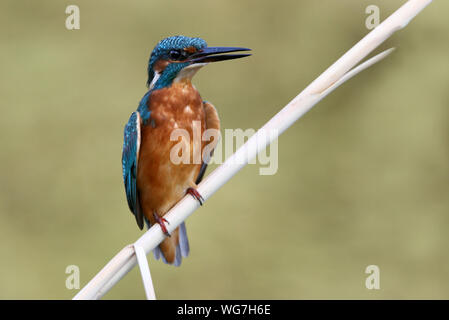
[122,36,251,266]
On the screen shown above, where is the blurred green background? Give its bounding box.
[0,0,448,299]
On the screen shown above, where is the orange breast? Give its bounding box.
[137,81,206,221]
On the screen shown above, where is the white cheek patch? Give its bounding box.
[149,71,161,89]
[174,63,208,83]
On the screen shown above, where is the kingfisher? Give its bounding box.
[121,36,251,266]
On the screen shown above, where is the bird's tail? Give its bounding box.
[145,219,190,266]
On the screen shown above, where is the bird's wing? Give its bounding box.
[196,101,221,184]
[122,111,144,229]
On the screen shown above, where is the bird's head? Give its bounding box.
[147,35,251,90]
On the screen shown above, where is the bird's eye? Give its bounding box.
[169,50,182,60]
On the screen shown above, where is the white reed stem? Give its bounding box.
[134,244,157,300]
[73,0,432,300]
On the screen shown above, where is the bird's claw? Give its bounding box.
[153,212,170,237]
[186,187,204,206]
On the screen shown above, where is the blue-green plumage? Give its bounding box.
[122,111,144,228]
[137,91,151,125]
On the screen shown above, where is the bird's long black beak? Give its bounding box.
[190,47,251,63]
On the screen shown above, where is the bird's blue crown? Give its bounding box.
[147,36,207,87]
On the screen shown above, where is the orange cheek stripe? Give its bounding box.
[153,59,169,73]
[184,46,197,54]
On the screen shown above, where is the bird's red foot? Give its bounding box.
[153,212,170,237]
[186,187,204,206]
